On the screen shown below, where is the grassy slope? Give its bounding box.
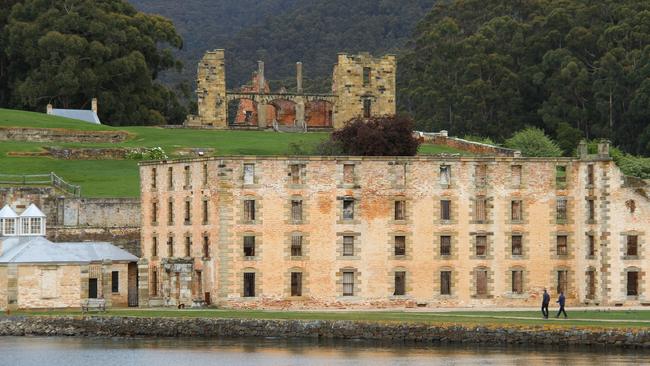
[0,109,465,197]
[10,309,650,329]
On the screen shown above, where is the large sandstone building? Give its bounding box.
[185,50,396,130]
[137,142,649,308]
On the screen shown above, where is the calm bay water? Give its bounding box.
[0,336,648,366]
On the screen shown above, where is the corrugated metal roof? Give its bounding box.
[50,109,101,124]
[0,205,18,219]
[0,237,137,264]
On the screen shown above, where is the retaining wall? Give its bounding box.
[0,316,648,348]
[0,127,129,143]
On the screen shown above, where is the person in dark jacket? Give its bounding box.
[541,288,550,319]
[556,291,567,318]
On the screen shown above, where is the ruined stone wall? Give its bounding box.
[139,154,649,309]
[185,50,227,128]
[332,53,396,128]
[417,133,520,157]
[0,127,129,143]
[48,227,141,257]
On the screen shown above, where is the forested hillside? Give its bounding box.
[399,0,650,155]
[130,0,435,90]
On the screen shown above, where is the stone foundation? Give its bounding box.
[0,127,130,143]
[0,316,649,348]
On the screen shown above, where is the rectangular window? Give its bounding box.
[168,167,173,190]
[244,163,255,185]
[587,164,595,185]
[394,235,406,256]
[184,236,191,257]
[627,235,638,256]
[363,99,371,118]
[394,271,406,296]
[343,164,355,184]
[151,168,157,188]
[440,165,451,185]
[511,200,522,221]
[587,199,595,221]
[475,235,487,256]
[2,218,15,235]
[152,202,158,224]
[290,164,301,184]
[291,235,303,257]
[475,197,487,222]
[243,236,255,257]
[511,165,522,186]
[202,163,208,186]
[152,236,158,257]
[151,269,158,297]
[440,235,451,256]
[202,200,208,224]
[202,235,210,258]
[557,270,568,294]
[556,165,567,187]
[167,201,174,224]
[167,237,174,257]
[475,164,487,187]
[111,271,119,293]
[243,273,255,297]
[557,235,568,256]
[440,271,451,295]
[556,198,567,221]
[511,270,523,294]
[363,67,371,86]
[476,270,488,296]
[244,200,256,221]
[184,201,191,223]
[440,200,451,221]
[291,200,303,222]
[342,271,354,296]
[512,235,523,256]
[586,270,596,299]
[587,234,595,257]
[291,272,303,297]
[394,200,406,220]
[343,236,354,256]
[627,272,639,296]
[184,165,191,188]
[342,199,355,220]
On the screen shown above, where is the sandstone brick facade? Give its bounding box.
[138,150,649,308]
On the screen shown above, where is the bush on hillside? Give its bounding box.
[330,116,420,156]
[505,127,562,157]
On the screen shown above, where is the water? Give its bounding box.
[0,336,648,366]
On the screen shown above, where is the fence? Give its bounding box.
[0,172,81,197]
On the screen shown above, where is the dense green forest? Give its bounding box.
[0,0,186,125]
[399,0,650,155]
[130,0,435,91]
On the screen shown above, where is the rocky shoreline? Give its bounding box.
[0,316,649,348]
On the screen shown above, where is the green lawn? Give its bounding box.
[9,309,650,329]
[0,108,466,197]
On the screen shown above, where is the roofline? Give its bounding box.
[138,155,609,166]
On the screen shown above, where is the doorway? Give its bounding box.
[88,278,98,298]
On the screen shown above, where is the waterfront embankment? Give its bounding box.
[1,316,650,348]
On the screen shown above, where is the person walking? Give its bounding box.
[541,288,550,319]
[556,291,567,318]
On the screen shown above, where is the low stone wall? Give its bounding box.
[48,226,141,257]
[0,316,648,348]
[44,147,138,160]
[416,132,519,157]
[0,127,130,143]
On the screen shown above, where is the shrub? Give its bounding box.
[505,127,562,157]
[331,115,420,156]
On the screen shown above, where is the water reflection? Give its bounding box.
[0,336,647,366]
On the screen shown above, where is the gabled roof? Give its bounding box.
[51,109,101,124]
[0,205,18,219]
[20,204,46,218]
[0,237,138,264]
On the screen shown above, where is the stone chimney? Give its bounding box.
[46,104,53,115]
[598,140,610,158]
[578,140,588,159]
[257,61,265,94]
[296,62,303,94]
[91,98,98,114]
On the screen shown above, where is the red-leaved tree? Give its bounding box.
[330,116,420,156]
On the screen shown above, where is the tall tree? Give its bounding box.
[3,0,185,125]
